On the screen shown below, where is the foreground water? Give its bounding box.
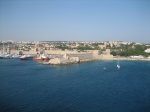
[0,59,150,112]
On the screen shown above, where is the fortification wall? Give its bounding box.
[10,50,19,54]
[100,54,113,60]
[45,50,64,54]
[45,50,78,55]
[68,53,93,61]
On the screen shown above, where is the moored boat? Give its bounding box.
[33,56,43,60]
[41,54,49,60]
[12,54,21,58]
[0,54,4,59]
[20,55,35,60]
[0,53,12,59]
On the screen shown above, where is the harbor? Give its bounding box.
[1,59,150,112]
[0,41,150,65]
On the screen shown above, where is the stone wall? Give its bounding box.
[48,58,77,65]
[68,53,93,61]
[45,49,78,55]
[100,54,113,60]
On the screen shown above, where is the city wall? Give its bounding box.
[68,53,93,61]
[45,50,78,55]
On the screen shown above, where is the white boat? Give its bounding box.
[20,55,35,60]
[41,54,49,60]
[0,53,12,59]
[0,54,4,59]
[117,60,120,69]
[12,54,21,58]
[3,54,12,58]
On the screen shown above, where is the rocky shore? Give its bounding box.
[40,58,97,65]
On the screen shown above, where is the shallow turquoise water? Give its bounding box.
[0,59,150,112]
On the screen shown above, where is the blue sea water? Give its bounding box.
[0,59,150,112]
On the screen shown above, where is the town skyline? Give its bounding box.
[1,39,150,44]
[0,0,150,43]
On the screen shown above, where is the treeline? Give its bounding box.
[76,45,99,51]
[111,45,149,57]
[55,45,70,50]
[56,44,100,51]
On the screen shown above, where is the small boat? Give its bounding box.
[0,53,12,59]
[117,60,120,69]
[0,55,4,59]
[4,54,12,58]
[32,54,49,61]
[41,54,49,60]
[20,55,35,60]
[0,54,4,59]
[12,54,21,58]
[42,56,49,60]
[117,64,120,69]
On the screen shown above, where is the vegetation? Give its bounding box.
[77,45,93,51]
[111,44,149,57]
[55,45,70,50]
[76,45,100,51]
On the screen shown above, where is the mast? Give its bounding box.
[117,55,120,69]
[117,59,119,65]
[3,41,4,54]
[7,43,10,54]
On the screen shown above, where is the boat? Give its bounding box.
[33,56,43,60]
[0,42,5,59]
[41,56,49,60]
[117,60,120,69]
[12,54,21,58]
[3,54,12,58]
[0,53,12,59]
[41,54,49,60]
[0,54,4,59]
[0,42,13,59]
[32,54,49,61]
[20,55,35,60]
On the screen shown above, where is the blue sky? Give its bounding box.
[0,0,150,43]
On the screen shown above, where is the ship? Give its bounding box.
[41,54,49,60]
[20,55,35,60]
[32,54,49,61]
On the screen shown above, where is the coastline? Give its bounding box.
[112,57,150,61]
[40,57,150,66]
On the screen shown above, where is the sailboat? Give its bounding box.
[0,42,5,59]
[117,59,120,69]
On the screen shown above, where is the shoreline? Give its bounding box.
[112,57,150,61]
[40,57,150,65]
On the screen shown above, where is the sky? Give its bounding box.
[0,0,150,43]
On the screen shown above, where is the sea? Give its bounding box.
[0,59,150,112]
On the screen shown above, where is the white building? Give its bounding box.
[145,48,150,53]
